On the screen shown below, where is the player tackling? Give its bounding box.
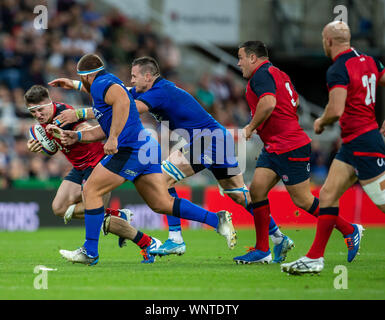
[50,57,291,262]
[25,85,164,264]
[50,54,237,266]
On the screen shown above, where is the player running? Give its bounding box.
[25,84,165,264]
[51,53,237,266]
[49,56,291,263]
[235,41,356,264]
[282,21,385,275]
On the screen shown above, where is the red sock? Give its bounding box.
[335,217,354,236]
[134,231,152,249]
[251,200,270,252]
[307,199,354,236]
[105,208,120,217]
[306,208,339,259]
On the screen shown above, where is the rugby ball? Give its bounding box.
[29,124,58,156]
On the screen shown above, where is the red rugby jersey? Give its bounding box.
[41,102,105,170]
[326,47,385,143]
[245,60,311,154]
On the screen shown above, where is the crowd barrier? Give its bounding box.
[1,185,384,231]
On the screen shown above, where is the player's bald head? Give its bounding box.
[322,21,351,58]
[323,21,351,44]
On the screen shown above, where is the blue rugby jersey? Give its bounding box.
[90,70,147,149]
[130,77,225,138]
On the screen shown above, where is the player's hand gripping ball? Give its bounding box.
[29,124,58,156]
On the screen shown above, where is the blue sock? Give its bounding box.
[167,188,182,230]
[83,206,105,258]
[268,216,279,235]
[247,201,278,235]
[173,198,218,229]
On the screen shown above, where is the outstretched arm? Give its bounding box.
[53,108,95,127]
[46,124,106,146]
[48,78,87,93]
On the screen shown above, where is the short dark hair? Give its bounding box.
[132,56,160,77]
[77,53,104,72]
[24,85,50,105]
[239,41,269,58]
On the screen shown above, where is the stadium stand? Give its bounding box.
[0,0,349,189]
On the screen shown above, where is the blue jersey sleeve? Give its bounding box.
[326,62,350,90]
[91,77,116,102]
[129,87,140,99]
[250,69,276,98]
[136,87,165,111]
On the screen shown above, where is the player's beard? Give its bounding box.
[243,68,252,80]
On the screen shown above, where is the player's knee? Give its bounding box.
[81,183,92,199]
[249,185,268,203]
[51,201,64,217]
[82,183,102,202]
[319,185,337,207]
[149,198,174,215]
[291,194,313,211]
[228,193,246,207]
[151,204,172,215]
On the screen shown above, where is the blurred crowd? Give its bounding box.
[0,0,337,189]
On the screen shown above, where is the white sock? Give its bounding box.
[169,231,183,244]
[270,229,284,245]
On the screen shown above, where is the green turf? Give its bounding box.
[0,226,384,300]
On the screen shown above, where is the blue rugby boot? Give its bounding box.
[233,247,272,264]
[344,224,364,262]
[148,239,186,256]
[141,237,162,264]
[272,235,295,263]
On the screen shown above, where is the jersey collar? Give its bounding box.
[333,47,353,62]
[250,60,270,78]
[94,69,107,79]
[152,76,163,87]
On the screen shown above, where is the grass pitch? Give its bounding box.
[0,226,384,300]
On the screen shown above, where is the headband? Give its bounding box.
[27,101,53,111]
[77,65,105,75]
